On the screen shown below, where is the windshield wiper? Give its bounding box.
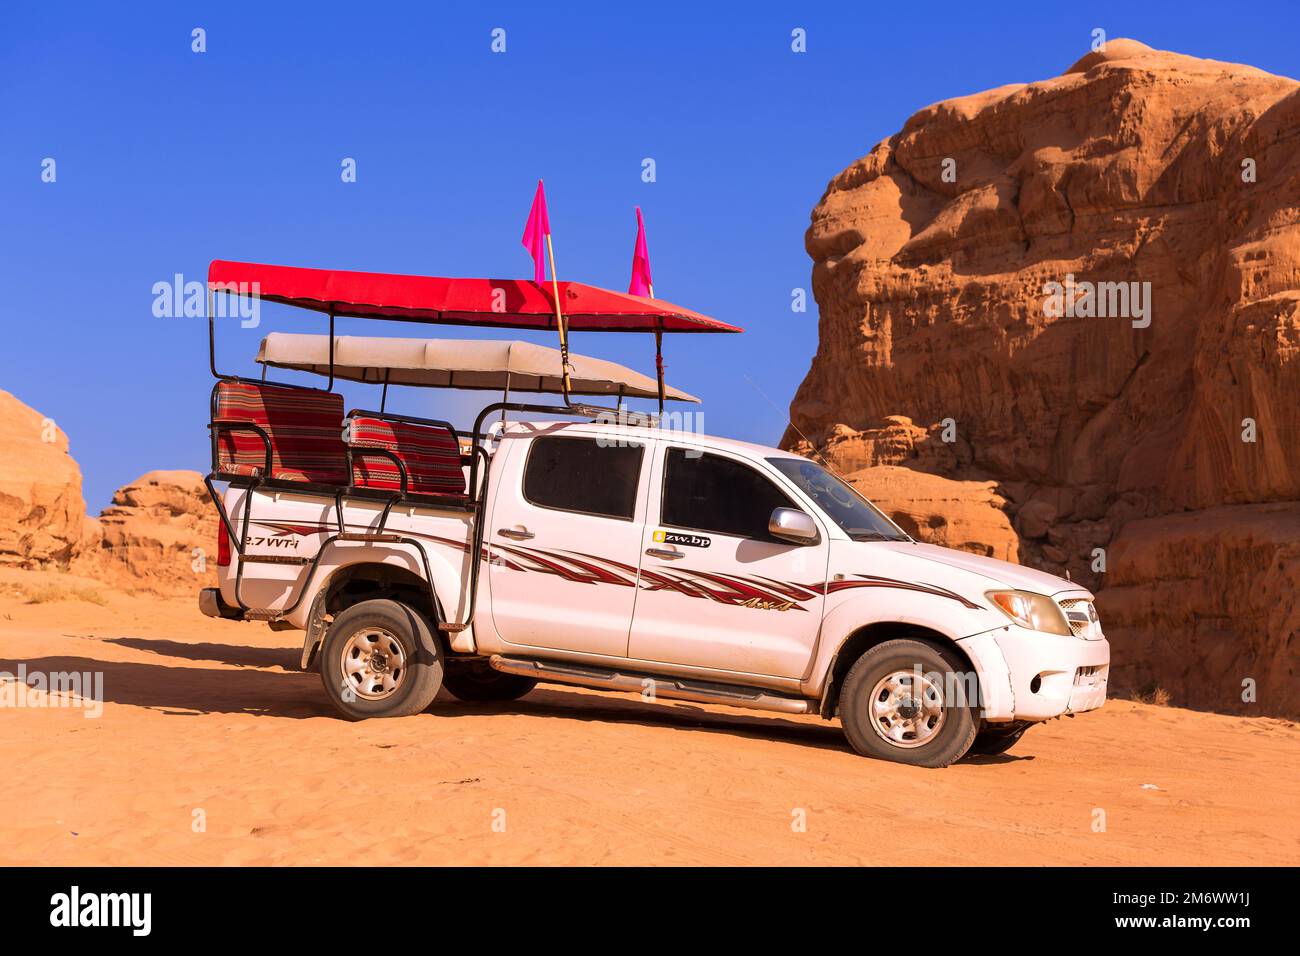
[848,531,905,542]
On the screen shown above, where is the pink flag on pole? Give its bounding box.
[521,180,550,285]
[628,206,653,297]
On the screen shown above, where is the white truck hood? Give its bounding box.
[873,540,1082,596]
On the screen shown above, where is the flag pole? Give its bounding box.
[633,206,663,419]
[654,330,665,417]
[544,232,573,405]
[650,282,665,417]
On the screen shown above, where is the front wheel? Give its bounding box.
[839,639,978,768]
[319,599,444,720]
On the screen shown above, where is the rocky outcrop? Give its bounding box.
[0,389,90,567]
[786,39,1300,714]
[846,466,1019,562]
[1102,504,1299,714]
[75,471,217,593]
[0,388,213,591]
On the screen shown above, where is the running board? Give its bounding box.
[488,655,811,715]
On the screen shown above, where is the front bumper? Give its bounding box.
[960,626,1110,722]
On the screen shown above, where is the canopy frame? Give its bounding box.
[208,287,340,395]
[202,258,734,633]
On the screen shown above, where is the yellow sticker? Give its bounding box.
[652,530,666,542]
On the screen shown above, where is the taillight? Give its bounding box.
[217,523,231,567]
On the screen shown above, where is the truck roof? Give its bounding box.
[503,419,803,463]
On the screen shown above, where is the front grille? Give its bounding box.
[1059,597,1098,637]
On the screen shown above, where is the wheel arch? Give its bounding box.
[323,561,443,619]
[300,558,448,670]
[817,621,979,719]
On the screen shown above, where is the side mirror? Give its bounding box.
[769,507,819,545]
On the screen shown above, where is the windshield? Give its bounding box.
[767,457,910,542]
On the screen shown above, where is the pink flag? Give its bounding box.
[521,180,550,285]
[628,206,653,297]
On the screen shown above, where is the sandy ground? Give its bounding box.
[1,567,1297,867]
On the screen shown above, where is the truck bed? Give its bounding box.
[216,484,476,632]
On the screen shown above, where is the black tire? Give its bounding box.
[839,639,978,768]
[319,599,443,720]
[442,659,537,703]
[969,721,1031,756]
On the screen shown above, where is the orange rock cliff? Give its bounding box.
[784,39,1300,716]
[0,388,215,592]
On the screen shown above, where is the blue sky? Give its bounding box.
[2,0,1296,509]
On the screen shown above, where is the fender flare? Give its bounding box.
[806,594,1004,716]
[293,541,467,668]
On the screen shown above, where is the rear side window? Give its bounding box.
[661,448,795,541]
[523,436,644,520]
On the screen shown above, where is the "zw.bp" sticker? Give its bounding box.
[653,530,710,548]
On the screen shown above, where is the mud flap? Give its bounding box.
[299,590,329,671]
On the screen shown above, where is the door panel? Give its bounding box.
[487,432,649,658]
[626,446,829,679]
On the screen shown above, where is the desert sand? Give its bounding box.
[2,566,1296,867]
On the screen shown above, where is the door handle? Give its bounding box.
[645,547,684,560]
[497,527,535,540]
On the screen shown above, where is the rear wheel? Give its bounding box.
[319,599,443,720]
[442,659,537,702]
[839,639,978,768]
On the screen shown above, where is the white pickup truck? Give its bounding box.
[202,414,1110,768]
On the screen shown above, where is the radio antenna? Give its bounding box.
[742,374,843,478]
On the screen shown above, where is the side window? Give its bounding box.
[661,448,795,541]
[523,436,644,520]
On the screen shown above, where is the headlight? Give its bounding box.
[985,590,1072,636]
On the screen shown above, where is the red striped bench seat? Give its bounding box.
[344,414,467,499]
[212,380,348,485]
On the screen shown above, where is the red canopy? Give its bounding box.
[208,260,742,334]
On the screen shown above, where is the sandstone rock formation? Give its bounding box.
[1102,504,1300,715]
[0,389,213,592]
[0,389,89,568]
[786,39,1300,714]
[847,466,1019,562]
[76,470,218,593]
